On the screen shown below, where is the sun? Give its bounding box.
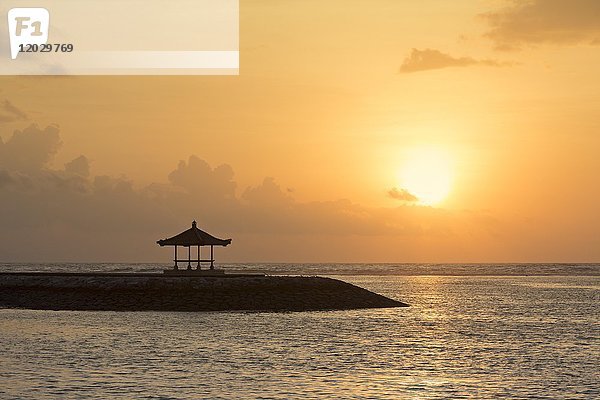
[399,146,453,206]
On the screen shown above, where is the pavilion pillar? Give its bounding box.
[174,245,178,270]
[197,245,201,270]
[187,246,192,269]
[210,245,214,270]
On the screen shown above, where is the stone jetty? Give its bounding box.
[0,273,408,312]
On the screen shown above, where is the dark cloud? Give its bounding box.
[481,0,600,50]
[64,155,90,177]
[0,124,61,172]
[168,155,236,201]
[242,177,294,208]
[388,187,418,202]
[0,170,31,190]
[0,100,28,123]
[399,48,512,73]
[44,170,89,194]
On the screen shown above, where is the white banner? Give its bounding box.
[1,0,239,75]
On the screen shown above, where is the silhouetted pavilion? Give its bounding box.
[157,220,232,270]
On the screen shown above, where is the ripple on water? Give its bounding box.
[0,275,598,399]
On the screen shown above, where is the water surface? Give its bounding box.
[1,271,598,399]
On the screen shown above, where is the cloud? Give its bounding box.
[399,48,512,73]
[0,100,28,123]
[64,155,90,177]
[0,124,61,172]
[0,124,499,262]
[388,187,418,202]
[168,155,236,202]
[242,177,294,208]
[0,170,32,190]
[481,0,600,50]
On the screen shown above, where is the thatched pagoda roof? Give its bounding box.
[157,221,232,247]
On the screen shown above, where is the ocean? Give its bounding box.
[1,263,598,399]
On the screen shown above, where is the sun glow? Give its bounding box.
[399,147,453,206]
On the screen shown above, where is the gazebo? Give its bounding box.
[157,220,232,270]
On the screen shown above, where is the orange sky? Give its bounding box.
[1,0,599,263]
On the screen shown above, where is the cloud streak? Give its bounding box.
[387,187,418,202]
[399,48,512,73]
[0,100,28,123]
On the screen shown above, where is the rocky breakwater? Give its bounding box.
[0,273,408,312]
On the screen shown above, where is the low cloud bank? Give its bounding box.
[0,124,496,262]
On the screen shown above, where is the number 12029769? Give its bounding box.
[19,43,74,53]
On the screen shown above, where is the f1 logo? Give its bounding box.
[7,8,50,60]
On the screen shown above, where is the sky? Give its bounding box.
[0,0,599,263]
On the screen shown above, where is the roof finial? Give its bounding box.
[192,220,197,228]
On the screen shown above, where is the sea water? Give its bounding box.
[0,264,598,399]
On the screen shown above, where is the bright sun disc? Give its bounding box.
[400,147,453,205]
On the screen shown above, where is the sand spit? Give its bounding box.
[0,273,408,312]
